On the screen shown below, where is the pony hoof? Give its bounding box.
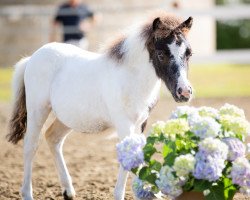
[63,190,74,200]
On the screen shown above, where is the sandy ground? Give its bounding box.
[1,97,250,200]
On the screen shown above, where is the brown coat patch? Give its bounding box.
[141,12,182,42]
[140,12,183,65]
[107,35,126,62]
[6,83,27,144]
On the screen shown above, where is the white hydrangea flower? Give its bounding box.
[224,131,236,138]
[150,121,166,136]
[164,118,190,140]
[219,103,245,118]
[203,189,211,196]
[220,115,250,140]
[173,154,196,177]
[190,116,221,139]
[198,106,219,119]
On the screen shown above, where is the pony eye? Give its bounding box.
[185,49,192,57]
[157,51,165,62]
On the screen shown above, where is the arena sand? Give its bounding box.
[1,97,250,200]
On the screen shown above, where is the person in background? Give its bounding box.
[50,0,96,50]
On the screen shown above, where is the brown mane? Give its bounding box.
[141,12,182,40]
[141,12,183,63]
[107,35,126,62]
[107,12,183,63]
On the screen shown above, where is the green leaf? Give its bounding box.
[193,179,211,192]
[131,167,138,175]
[205,181,224,200]
[175,139,185,151]
[149,160,162,172]
[145,173,157,185]
[163,140,176,157]
[235,133,243,141]
[151,185,159,193]
[180,114,188,119]
[183,177,195,191]
[204,178,237,200]
[162,143,173,157]
[162,140,177,166]
[223,177,237,200]
[139,166,151,181]
[146,136,157,145]
[138,166,158,186]
[163,152,176,166]
[143,144,157,162]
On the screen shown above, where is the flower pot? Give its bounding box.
[176,191,205,200]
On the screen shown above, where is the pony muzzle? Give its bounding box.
[176,86,192,100]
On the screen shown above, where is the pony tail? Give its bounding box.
[7,57,29,144]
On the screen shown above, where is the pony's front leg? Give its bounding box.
[114,122,135,200]
[114,166,129,200]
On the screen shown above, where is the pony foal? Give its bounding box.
[7,12,193,200]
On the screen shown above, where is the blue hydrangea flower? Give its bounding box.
[231,157,250,187]
[132,177,155,200]
[223,138,246,161]
[198,137,228,159]
[193,138,228,182]
[156,166,183,198]
[170,106,196,119]
[190,116,221,139]
[194,153,225,182]
[116,134,146,171]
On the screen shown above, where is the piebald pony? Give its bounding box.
[7,12,193,200]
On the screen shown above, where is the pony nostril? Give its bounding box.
[188,87,192,94]
[177,87,182,95]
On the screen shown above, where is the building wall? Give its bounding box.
[0,0,215,66]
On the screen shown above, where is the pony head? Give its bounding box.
[144,15,193,102]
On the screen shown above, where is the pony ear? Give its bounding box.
[178,17,193,34]
[152,17,163,31]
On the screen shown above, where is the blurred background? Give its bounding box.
[0,1,250,199]
[0,0,250,101]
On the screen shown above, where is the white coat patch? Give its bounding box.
[168,42,186,64]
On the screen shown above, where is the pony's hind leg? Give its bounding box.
[45,119,75,200]
[21,106,51,200]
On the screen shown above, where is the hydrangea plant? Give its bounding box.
[116,104,250,200]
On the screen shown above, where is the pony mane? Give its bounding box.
[141,12,182,40]
[106,34,126,62]
[106,11,183,63]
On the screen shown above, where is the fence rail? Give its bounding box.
[1,5,250,19]
[0,4,249,66]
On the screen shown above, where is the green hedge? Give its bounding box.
[217,20,250,50]
[216,0,250,50]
